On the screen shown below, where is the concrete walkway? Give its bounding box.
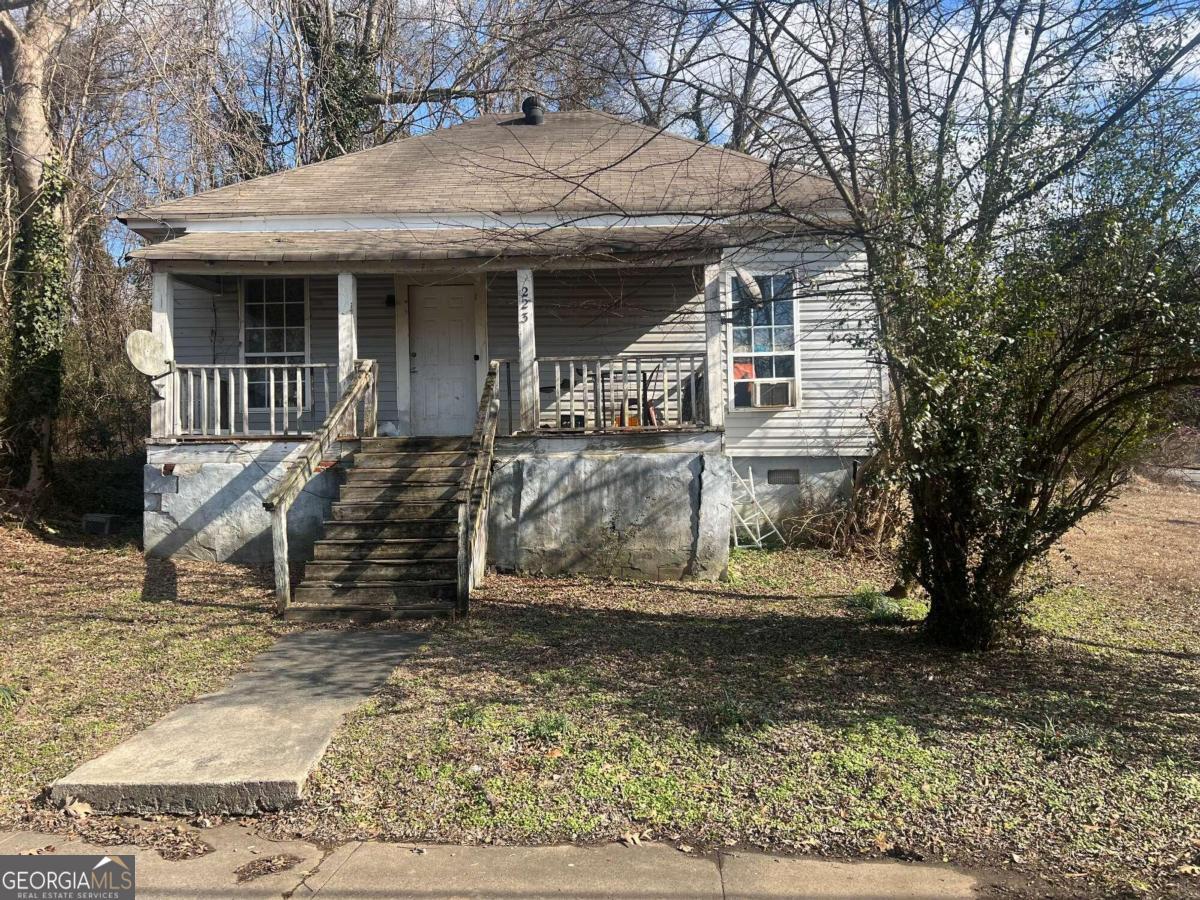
[0,824,981,899]
[51,630,424,814]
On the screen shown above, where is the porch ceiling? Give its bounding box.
[127,224,764,268]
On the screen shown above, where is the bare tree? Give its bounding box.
[580,0,1200,647]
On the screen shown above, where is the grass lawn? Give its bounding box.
[0,525,296,827]
[264,483,1200,898]
[2,486,1198,896]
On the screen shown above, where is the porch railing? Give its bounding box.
[172,363,338,438]
[262,359,378,613]
[458,360,501,615]
[499,352,709,434]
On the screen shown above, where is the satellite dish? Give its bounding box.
[125,329,171,378]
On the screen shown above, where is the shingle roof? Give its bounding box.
[124,110,842,222]
[127,223,762,263]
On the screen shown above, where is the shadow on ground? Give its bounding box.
[379,584,1199,767]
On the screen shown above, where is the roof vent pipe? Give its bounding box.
[521,96,545,125]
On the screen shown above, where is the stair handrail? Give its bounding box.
[458,360,501,614]
[263,358,378,614]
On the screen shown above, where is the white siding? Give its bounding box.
[485,246,879,456]
[354,275,399,426]
[167,242,878,455]
[721,242,880,457]
[487,266,707,430]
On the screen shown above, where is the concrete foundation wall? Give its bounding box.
[488,432,731,581]
[143,442,349,564]
[730,456,857,525]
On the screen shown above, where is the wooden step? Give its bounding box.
[342,466,467,485]
[313,538,457,561]
[284,602,455,623]
[351,451,473,468]
[339,483,466,503]
[293,581,457,604]
[321,520,457,541]
[304,559,457,582]
[359,436,471,452]
[331,500,459,521]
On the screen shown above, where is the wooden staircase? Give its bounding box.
[265,358,501,623]
[285,437,472,621]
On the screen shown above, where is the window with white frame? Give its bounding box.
[730,272,797,408]
[243,276,307,408]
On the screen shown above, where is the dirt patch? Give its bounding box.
[1056,480,1200,599]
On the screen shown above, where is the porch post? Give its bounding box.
[517,268,539,431]
[703,262,724,427]
[150,270,175,439]
[337,272,358,392]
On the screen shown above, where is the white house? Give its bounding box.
[123,101,880,620]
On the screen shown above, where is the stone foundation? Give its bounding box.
[144,442,347,564]
[488,431,731,580]
[146,433,733,580]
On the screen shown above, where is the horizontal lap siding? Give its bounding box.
[173,275,240,364]
[487,266,706,429]
[722,243,880,457]
[172,273,396,430]
[353,275,398,426]
[486,266,706,359]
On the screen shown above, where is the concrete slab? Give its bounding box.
[128,823,322,900]
[292,842,364,897]
[719,851,980,899]
[0,831,81,854]
[309,843,724,899]
[0,832,985,899]
[0,824,322,900]
[51,630,423,814]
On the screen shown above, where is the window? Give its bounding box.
[243,277,307,408]
[731,272,797,408]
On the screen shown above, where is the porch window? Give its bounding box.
[242,277,307,408]
[730,273,797,408]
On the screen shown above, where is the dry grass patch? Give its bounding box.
[0,525,291,826]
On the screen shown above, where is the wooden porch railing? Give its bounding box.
[458,360,501,614]
[498,352,709,434]
[262,359,378,613]
[171,363,338,438]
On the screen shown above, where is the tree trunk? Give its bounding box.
[923,588,1000,652]
[1,4,92,491]
[0,15,56,211]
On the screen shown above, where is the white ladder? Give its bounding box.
[730,467,785,549]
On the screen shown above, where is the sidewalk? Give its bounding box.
[0,823,980,899]
[51,630,425,814]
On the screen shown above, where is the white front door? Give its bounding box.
[408,284,477,436]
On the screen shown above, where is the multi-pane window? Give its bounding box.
[731,273,797,408]
[243,277,306,408]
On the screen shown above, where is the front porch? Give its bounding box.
[147,263,726,445]
[141,260,732,615]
